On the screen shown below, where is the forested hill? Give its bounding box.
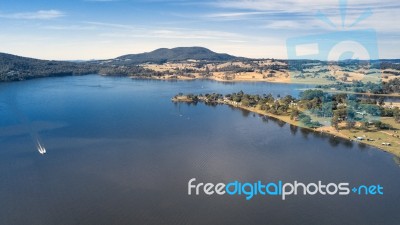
[0,53,98,81]
[113,47,240,64]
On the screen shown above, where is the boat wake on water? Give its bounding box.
[37,140,46,155]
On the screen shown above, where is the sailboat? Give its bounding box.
[37,142,46,155]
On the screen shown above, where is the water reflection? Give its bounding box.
[358,142,368,150]
[328,136,340,147]
[289,124,298,135]
[394,156,400,166]
[241,110,250,117]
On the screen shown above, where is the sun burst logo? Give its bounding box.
[286,0,382,128]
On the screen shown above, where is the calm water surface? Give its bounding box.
[0,75,399,225]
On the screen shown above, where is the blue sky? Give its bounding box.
[0,0,399,60]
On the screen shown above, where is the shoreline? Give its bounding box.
[309,88,400,98]
[130,75,310,85]
[172,96,400,158]
[134,75,400,97]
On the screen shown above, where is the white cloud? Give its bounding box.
[208,0,400,29]
[82,21,248,41]
[0,10,65,20]
[85,21,139,30]
[204,11,269,20]
[210,0,333,12]
[151,29,244,40]
[211,0,400,12]
[42,25,99,31]
[98,28,246,42]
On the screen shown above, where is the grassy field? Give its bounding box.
[315,117,400,157]
[342,118,400,156]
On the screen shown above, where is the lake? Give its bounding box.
[0,75,399,225]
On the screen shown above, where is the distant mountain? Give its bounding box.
[0,47,242,81]
[113,47,241,64]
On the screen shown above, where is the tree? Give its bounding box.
[282,95,295,106]
[264,104,271,112]
[273,101,280,110]
[331,115,339,131]
[394,107,400,123]
[378,97,385,106]
[360,121,369,130]
[264,94,275,103]
[241,98,250,107]
[290,108,300,120]
[300,89,324,101]
[346,120,356,129]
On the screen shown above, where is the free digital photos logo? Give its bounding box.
[188,178,384,201]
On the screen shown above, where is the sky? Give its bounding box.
[0,0,399,60]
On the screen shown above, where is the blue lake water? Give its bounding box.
[0,75,399,225]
